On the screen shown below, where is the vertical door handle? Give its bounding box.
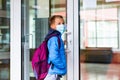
[65,48,71,54]
[25,34,33,48]
[64,32,71,35]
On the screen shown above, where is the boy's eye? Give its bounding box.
[58,23,61,25]
[58,23,64,25]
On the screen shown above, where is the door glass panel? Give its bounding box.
[22,0,66,80]
[0,0,10,80]
[80,0,120,80]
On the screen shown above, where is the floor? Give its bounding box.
[81,63,120,80]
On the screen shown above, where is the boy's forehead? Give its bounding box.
[55,18,64,22]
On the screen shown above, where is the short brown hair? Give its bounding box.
[49,15,63,25]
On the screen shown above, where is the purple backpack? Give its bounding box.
[31,34,60,80]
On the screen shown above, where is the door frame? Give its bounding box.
[67,0,79,80]
[10,0,22,80]
[10,0,80,80]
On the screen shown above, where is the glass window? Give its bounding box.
[0,0,10,80]
[80,0,120,49]
[80,0,120,80]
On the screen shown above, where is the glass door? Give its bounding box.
[0,0,10,80]
[21,0,67,80]
[80,0,120,80]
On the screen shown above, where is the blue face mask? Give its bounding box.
[56,24,66,34]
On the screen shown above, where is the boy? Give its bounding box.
[44,15,67,80]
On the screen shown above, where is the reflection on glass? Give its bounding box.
[80,0,120,80]
[51,0,66,17]
[0,0,10,80]
[80,0,119,49]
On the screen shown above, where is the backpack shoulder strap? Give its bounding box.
[56,36,60,49]
[46,34,60,49]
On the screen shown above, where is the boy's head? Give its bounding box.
[49,15,64,30]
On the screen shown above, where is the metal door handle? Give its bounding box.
[64,32,71,35]
[65,48,71,54]
[25,34,33,48]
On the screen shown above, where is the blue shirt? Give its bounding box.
[47,35,67,75]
